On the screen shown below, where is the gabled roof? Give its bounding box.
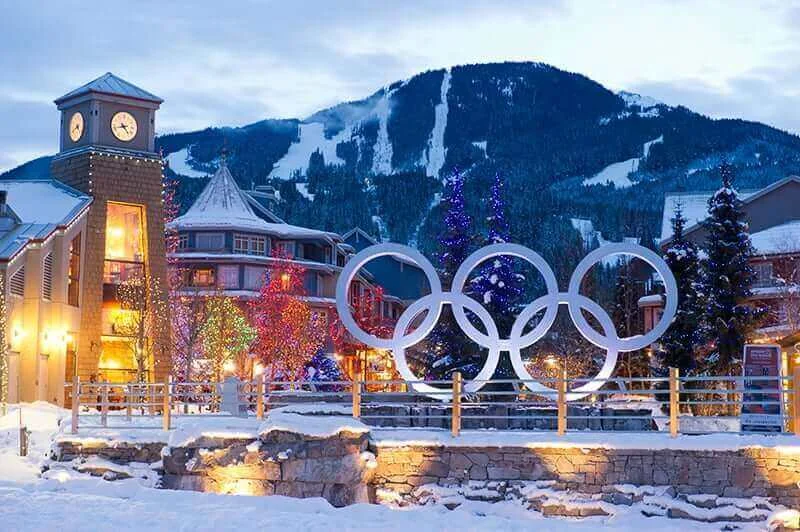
[170,164,273,233]
[55,72,163,105]
[0,179,92,261]
[660,175,800,245]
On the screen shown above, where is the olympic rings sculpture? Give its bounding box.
[336,242,678,401]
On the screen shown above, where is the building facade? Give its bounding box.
[0,73,170,405]
[640,176,800,344]
[167,167,427,384]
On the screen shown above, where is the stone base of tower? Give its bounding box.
[51,149,171,385]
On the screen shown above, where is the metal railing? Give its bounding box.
[66,368,800,438]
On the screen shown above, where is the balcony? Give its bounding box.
[103,260,144,302]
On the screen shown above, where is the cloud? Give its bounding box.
[1,0,799,172]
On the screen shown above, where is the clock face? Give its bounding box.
[68,112,84,142]
[110,111,138,142]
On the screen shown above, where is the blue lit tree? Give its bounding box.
[470,173,523,377]
[426,169,480,379]
[304,349,344,391]
[471,173,524,324]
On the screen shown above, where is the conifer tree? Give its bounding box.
[470,173,523,378]
[658,204,703,372]
[427,169,480,379]
[701,163,763,373]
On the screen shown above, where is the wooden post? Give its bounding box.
[126,384,132,421]
[793,367,800,434]
[352,374,361,419]
[71,376,80,434]
[557,367,567,436]
[451,372,462,437]
[669,367,679,438]
[162,377,172,431]
[256,378,265,420]
[100,385,109,427]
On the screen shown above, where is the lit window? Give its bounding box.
[68,233,81,306]
[105,203,144,261]
[196,233,225,250]
[192,268,215,287]
[218,265,239,289]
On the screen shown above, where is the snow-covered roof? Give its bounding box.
[0,179,92,261]
[170,164,274,232]
[170,163,342,241]
[660,190,756,243]
[661,176,800,245]
[55,72,163,105]
[750,220,800,256]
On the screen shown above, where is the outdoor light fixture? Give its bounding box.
[222,359,236,374]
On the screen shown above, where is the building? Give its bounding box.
[0,181,91,403]
[167,164,423,383]
[640,176,800,343]
[0,73,170,405]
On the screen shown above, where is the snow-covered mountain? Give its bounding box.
[6,62,800,257]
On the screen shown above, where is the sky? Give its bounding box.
[1,0,799,173]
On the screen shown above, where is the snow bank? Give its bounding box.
[371,428,800,452]
[259,411,369,439]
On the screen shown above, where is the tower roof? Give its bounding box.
[170,163,272,232]
[55,72,163,105]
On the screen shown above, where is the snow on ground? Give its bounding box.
[582,136,663,188]
[165,148,210,178]
[569,217,640,265]
[371,90,394,176]
[0,403,66,484]
[1,403,795,531]
[295,182,315,201]
[471,140,487,157]
[269,122,348,180]
[422,69,451,178]
[1,483,757,532]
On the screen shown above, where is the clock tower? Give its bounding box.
[50,73,170,384]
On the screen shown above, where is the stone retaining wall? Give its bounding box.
[160,430,373,507]
[372,445,800,507]
[53,440,164,463]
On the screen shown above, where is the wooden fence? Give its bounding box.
[65,367,800,438]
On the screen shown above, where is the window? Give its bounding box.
[217,265,239,289]
[274,240,294,257]
[42,252,54,301]
[234,234,267,256]
[178,234,189,250]
[192,268,215,287]
[196,233,225,250]
[251,236,266,256]
[105,203,144,261]
[9,266,25,297]
[234,235,249,254]
[68,233,81,306]
[244,266,266,290]
[753,262,774,288]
